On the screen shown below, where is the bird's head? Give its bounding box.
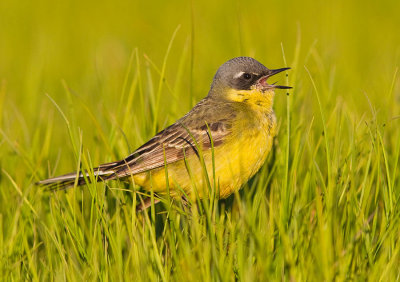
[209,57,291,108]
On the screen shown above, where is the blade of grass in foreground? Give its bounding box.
[304,66,332,189]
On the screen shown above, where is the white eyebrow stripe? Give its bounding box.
[233,71,245,79]
[233,71,259,79]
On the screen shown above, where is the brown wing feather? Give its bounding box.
[104,99,236,179]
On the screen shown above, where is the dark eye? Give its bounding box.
[243,73,252,80]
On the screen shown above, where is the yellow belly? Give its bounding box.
[133,114,276,199]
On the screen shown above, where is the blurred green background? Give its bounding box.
[1,0,399,280]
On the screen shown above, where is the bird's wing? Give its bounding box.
[104,99,236,179]
[38,99,236,189]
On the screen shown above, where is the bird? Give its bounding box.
[38,57,291,208]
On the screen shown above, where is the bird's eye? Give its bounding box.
[243,73,252,80]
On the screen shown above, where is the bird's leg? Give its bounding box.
[180,195,192,213]
[136,196,161,211]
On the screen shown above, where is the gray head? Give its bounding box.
[209,57,291,97]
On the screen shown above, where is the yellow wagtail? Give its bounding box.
[39,57,291,206]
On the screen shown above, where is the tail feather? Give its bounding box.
[37,162,119,190]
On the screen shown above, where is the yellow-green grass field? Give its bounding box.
[1,0,399,280]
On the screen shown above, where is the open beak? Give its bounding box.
[258,67,292,90]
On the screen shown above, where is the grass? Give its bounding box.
[1,0,400,280]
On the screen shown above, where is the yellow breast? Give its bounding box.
[211,108,276,198]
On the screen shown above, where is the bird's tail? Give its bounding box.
[37,162,119,191]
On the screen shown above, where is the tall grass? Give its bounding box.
[0,0,399,280]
